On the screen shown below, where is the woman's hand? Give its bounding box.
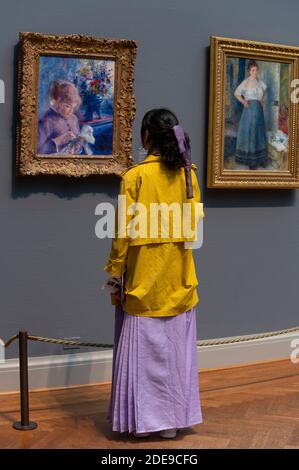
[242,99,249,108]
[104,275,122,293]
[53,131,76,148]
[103,275,124,302]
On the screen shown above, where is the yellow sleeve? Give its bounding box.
[103,173,138,276]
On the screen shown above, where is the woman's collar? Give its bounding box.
[143,154,162,162]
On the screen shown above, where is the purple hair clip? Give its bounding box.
[172,125,194,198]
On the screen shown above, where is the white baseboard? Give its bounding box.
[0,332,298,393]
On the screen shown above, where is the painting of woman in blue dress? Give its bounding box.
[37,56,115,156]
[224,57,290,171]
[234,60,269,169]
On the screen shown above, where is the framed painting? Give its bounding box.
[207,36,299,188]
[16,32,137,176]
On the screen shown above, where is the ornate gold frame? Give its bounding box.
[16,32,137,177]
[208,36,299,188]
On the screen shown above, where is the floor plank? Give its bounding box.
[0,359,298,449]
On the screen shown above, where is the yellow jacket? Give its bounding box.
[103,154,205,316]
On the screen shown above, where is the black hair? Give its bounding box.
[140,108,190,170]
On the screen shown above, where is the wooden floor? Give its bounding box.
[0,359,298,449]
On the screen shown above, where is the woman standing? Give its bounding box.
[234,60,269,169]
[103,108,205,439]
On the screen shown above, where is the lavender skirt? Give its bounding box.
[107,304,203,434]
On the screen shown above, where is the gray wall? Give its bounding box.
[1,0,298,359]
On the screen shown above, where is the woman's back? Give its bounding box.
[124,240,199,316]
[104,153,204,316]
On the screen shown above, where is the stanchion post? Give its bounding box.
[13,330,37,430]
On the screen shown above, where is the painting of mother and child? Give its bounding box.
[37,56,115,156]
[224,57,291,171]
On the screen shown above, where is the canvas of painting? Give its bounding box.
[224,57,290,172]
[37,57,115,157]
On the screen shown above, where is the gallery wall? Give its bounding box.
[1,0,298,359]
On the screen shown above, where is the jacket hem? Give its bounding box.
[122,299,199,317]
[129,237,198,246]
